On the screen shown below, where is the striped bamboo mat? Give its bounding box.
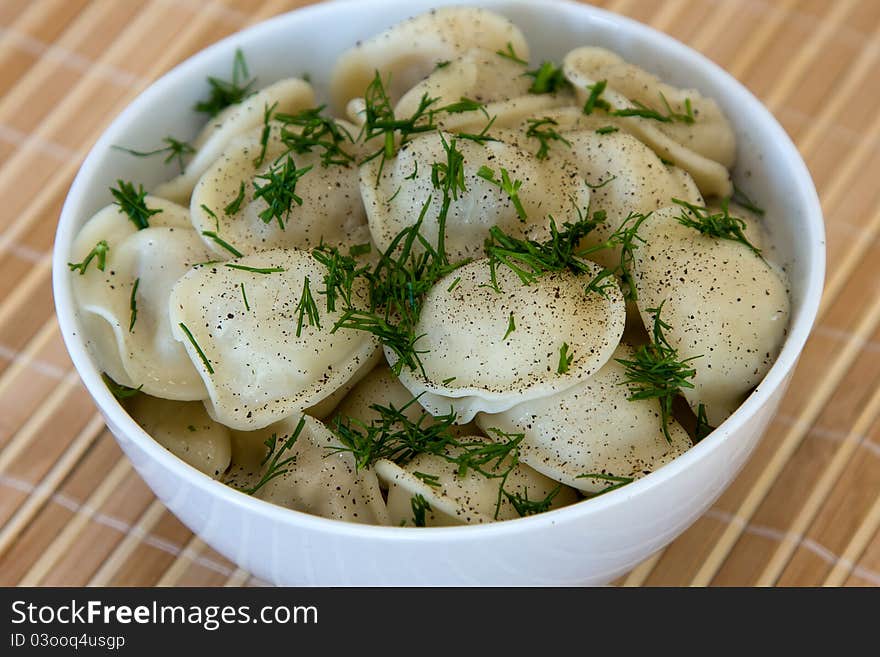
[0,0,878,587]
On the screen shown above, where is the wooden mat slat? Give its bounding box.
[1,0,878,587]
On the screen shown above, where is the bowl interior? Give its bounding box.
[53,0,824,536]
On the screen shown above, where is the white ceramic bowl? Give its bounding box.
[53,0,824,585]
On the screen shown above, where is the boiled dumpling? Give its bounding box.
[70,197,211,400]
[631,206,789,425]
[563,48,733,197]
[224,414,389,525]
[375,443,577,525]
[477,345,692,493]
[391,258,626,423]
[361,131,591,262]
[168,248,380,430]
[191,119,369,257]
[154,78,315,204]
[128,394,231,479]
[330,7,529,112]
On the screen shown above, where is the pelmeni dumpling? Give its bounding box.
[70,197,211,400]
[361,131,591,261]
[375,445,577,526]
[632,206,790,425]
[391,259,626,423]
[168,248,380,430]
[128,394,231,479]
[477,345,691,493]
[563,48,733,197]
[191,120,368,257]
[224,414,389,525]
[330,7,529,112]
[154,78,315,204]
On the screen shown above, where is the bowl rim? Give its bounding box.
[52,0,825,540]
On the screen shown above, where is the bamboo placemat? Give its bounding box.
[0,0,878,587]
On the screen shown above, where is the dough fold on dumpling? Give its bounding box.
[361,131,591,262]
[224,414,389,525]
[154,78,315,204]
[127,394,231,479]
[191,119,369,257]
[632,206,790,425]
[70,196,210,400]
[563,47,734,197]
[168,248,380,430]
[330,7,530,113]
[390,258,626,423]
[375,443,577,526]
[477,345,691,493]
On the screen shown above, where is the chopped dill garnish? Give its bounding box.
[582,80,611,114]
[128,278,139,332]
[616,303,700,442]
[277,105,356,167]
[611,99,674,122]
[102,373,142,399]
[525,117,572,160]
[476,165,527,221]
[730,183,766,216]
[557,342,573,374]
[525,60,571,94]
[447,277,461,292]
[496,41,528,66]
[252,155,313,229]
[404,161,419,180]
[178,322,214,374]
[200,204,220,231]
[413,471,441,488]
[411,494,431,527]
[581,211,651,301]
[253,101,277,168]
[483,207,605,290]
[68,240,109,275]
[441,376,456,385]
[223,263,285,274]
[457,114,499,145]
[585,174,617,190]
[201,230,243,258]
[311,243,369,313]
[576,472,634,496]
[672,197,762,258]
[110,180,161,230]
[434,60,450,71]
[224,181,246,216]
[660,92,695,124]
[240,282,250,311]
[349,243,372,257]
[695,403,714,442]
[194,48,255,117]
[241,416,305,495]
[502,312,516,340]
[113,136,195,172]
[595,125,618,135]
[294,276,321,337]
[504,485,562,517]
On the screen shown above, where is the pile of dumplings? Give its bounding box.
[69,8,790,527]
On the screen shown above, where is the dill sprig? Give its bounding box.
[525,61,571,94]
[194,48,255,117]
[110,180,161,230]
[482,207,606,291]
[277,105,356,167]
[595,125,618,135]
[476,165,527,221]
[581,211,651,301]
[113,136,195,172]
[581,79,694,124]
[252,155,314,229]
[582,80,611,114]
[585,174,617,190]
[178,322,214,374]
[525,117,572,160]
[253,101,277,168]
[410,494,431,527]
[503,485,562,517]
[102,373,142,400]
[557,342,573,374]
[672,197,762,258]
[239,282,250,311]
[413,471,441,488]
[224,182,246,216]
[201,230,243,258]
[68,240,109,275]
[730,184,765,216]
[128,278,139,332]
[576,472,634,497]
[294,276,321,337]
[695,403,714,442]
[223,263,285,274]
[241,416,305,495]
[496,41,528,66]
[502,312,516,340]
[616,303,700,442]
[311,243,370,313]
[200,204,220,231]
